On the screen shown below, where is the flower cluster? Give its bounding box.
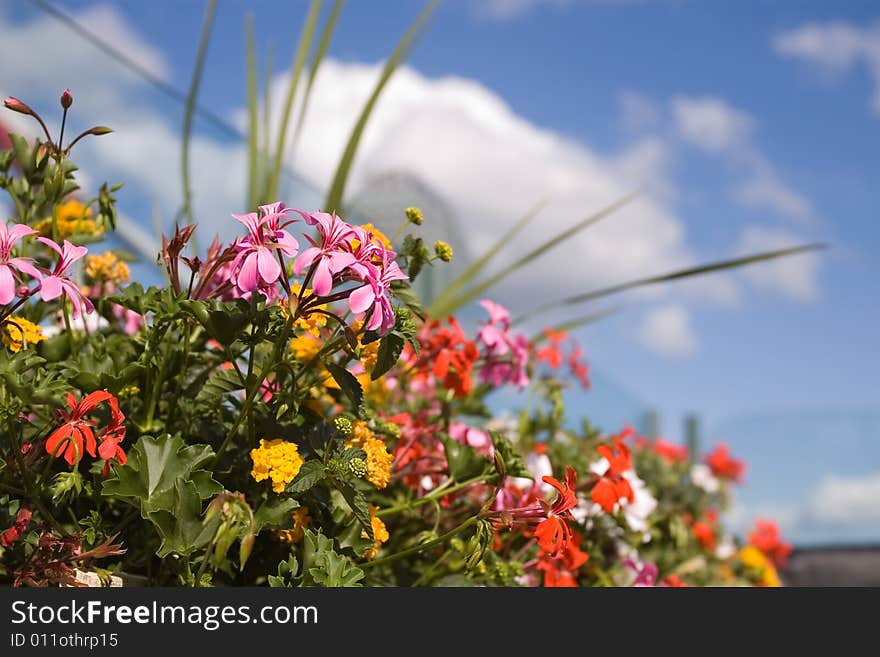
[476,300,530,389]
[250,439,305,494]
[45,390,126,474]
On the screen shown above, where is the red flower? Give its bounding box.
[662,574,688,587]
[537,531,589,587]
[691,509,718,551]
[705,443,745,482]
[653,438,689,464]
[534,466,579,558]
[414,317,480,398]
[748,519,792,568]
[1,508,32,547]
[567,345,590,389]
[590,433,635,513]
[45,391,112,465]
[536,328,567,368]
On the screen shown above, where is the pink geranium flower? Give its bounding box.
[348,252,408,333]
[231,203,299,292]
[292,211,357,296]
[476,299,530,389]
[35,237,93,319]
[0,223,41,305]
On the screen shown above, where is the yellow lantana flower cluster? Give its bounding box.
[1,316,46,352]
[362,505,390,560]
[35,199,103,238]
[345,422,393,489]
[250,438,304,493]
[85,251,131,285]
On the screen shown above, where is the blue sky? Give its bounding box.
[1,0,878,543]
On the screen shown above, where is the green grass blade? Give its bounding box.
[427,200,546,316]
[260,44,274,203]
[430,193,637,318]
[266,0,323,203]
[290,0,344,160]
[519,243,828,322]
[245,13,259,210]
[324,0,440,214]
[180,0,217,227]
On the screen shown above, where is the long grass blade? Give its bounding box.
[260,44,274,202]
[245,13,259,210]
[180,0,217,227]
[530,308,620,341]
[266,0,323,203]
[431,193,637,318]
[427,200,546,316]
[324,0,440,214]
[290,0,344,161]
[518,243,828,323]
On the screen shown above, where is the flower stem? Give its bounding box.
[376,473,495,517]
[360,515,480,570]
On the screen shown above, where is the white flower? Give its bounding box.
[690,463,720,493]
[620,471,657,536]
[716,537,737,560]
[513,450,554,495]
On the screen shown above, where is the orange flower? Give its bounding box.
[691,508,718,551]
[536,328,567,368]
[537,533,589,587]
[45,391,114,465]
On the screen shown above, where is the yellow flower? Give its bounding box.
[277,507,311,543]
[359,340,380,372]
[1,316,46,352]
[346,421,374,448]
[434,240,453,262]
[250,439,305,494]
[290,335,322,360]
[362,436,393,490]
[35,199,103,238]
[358,223,392,249]
[84,251,130,285]
[738,545,782,587]
[362,505,390,560]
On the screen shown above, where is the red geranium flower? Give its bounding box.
[537,531,589,587]
[534,466,579,558]
[45,391,113,465]
[1,508,32,547]
[536,328,567,368]
[691,508,719,551]
[705,443,745,482]
[748,519,792,568]
[590,434,635,513]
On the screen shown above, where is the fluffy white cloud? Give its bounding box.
[807,471,880,527]
[670,95,813,223]
[638,304,698,357]
[619,90,660,133]
[736,225,821,301]
[774,21,880,113]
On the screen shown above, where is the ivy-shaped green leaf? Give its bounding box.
[286,461,325,494]
[147,479,212,557]
[302,529,364,588]
[253,497,300,533]
[195,367,245,406]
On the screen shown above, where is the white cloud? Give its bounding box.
[671,96,754,154]
[475,0,574,20]
[807,471,880,528]
[774,21,880,113]
[736,225,821,301]
[670,95,814,223]
[638,304,698,357]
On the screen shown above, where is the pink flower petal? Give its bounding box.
[256,247,281,286]
[0,265,15,305]
[348,284,375,314]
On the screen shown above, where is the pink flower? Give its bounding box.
[624,558,659,587]
[0,223,41,304]
[231,203,299,292]
[34,237,93,319]
[347,252,408,333]
[448,421,494,457]
[292,211,357,296]
[476,299,530,389]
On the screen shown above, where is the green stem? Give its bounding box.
[361,515,479,570]
[377,473,495,518]
[61,299,74,355]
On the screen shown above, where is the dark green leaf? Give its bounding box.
[335,481,373,541]
[489,430,532,480]
[286,460,325,494]
[439,433,490,482]
[325,361,363,410]
[253,497,300,533]
[371,332,404,380]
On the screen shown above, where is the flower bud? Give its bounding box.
[405,206,424,225]
[434,240,453,262]
[60,89,73,109]
[348,457,367,478]
[3,97,35,116]
[333,416,353,436]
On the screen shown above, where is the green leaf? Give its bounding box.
[489,430,532,480]
[196,367,245,406]
[431,193,637,317]
[101,434,222,514]
[428,200,545,316]
[439,433,489,483]
[253,497,300,533]
[302,528,364,587]
[268,555,300,587]
[266,0,323,202]
[325,361,363,411]
[148,480,211,557]
[245,12,259,210]
[334,481,373,541]
[286,460,325,493]
[324,0,439,212]
[521,242,828,321]
[389,280,425,320]
[371,332,404,380]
